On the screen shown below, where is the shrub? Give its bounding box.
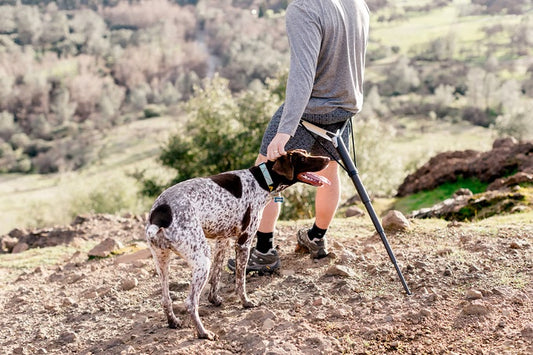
[140,73,280,195]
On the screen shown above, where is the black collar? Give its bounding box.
[249,162,276,193]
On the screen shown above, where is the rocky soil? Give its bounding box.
[0,212,532,354]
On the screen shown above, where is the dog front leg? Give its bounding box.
[208,238,229,306]
[149,246,181,329]
[235,241,256,308]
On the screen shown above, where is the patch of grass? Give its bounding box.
[393,177,489,214]
[0,241,97,270]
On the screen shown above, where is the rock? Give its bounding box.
[12,242,29,254]
[312,297,326,306]
[488,171,533,191]
[509,241,522,249]
[121,277,138,291]
[262,318,275,330]
[58,331,77,344]
[453,188,473,197]
[521,323,533,340]
[382,210,410,232]
[397,139,533,197]
[461,301,491,316]
[1,235,19,252]
[88,238,123,258]
[339,249,357,263]
[114,248,152,264]
[325,265,354,277]
[466,289,483,300]
[62,297,77,307]
[345,206,364,217]
[72,215,91,225]
[8,228,26,239]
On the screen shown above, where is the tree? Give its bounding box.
[139,73,280,196]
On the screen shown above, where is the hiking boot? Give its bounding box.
[227,248,280,275]
[296,229,328,259]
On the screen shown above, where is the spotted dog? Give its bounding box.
[145,149,330,340]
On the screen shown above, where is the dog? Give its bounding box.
[145,149,330,340]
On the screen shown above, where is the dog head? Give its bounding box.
[270,149,330,189]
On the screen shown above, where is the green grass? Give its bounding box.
[393,177,489,214]
[0,115,179,235]
[369,0,527,61]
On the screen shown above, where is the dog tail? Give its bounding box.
[146,224,161,239]
[146,203,173,239]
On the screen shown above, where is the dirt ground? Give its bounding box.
[0,213,532,354]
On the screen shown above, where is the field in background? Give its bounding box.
[0,0,527,235]
[0,116,179,235]
[0,114,495,235]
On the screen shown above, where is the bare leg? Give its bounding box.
[255,154,280,233]
[314,161,340,229]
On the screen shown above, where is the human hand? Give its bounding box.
[267,133,291,160]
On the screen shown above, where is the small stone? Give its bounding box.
[325,265,354,277]
[437,248,452,256]
[114,248,152,264]
[466,289,483,300]
[8,228,26,239]
[12,242,29,254]
[62,297,77,307]
[1,235,19,252]
[339,249,357,263]
[345,206,364,218]
[121,277,138,291]
[82,289,99,299]
[462,301,491,316]
[382,210,410,232]
[262,318,276,330]
[280,269,295,276]
[88,238,123,258]
[521,323,533,340]
[313,297,326,306]
[58,331,77,344]
[362,246,377,254]
[420,308,432,317]
[509,241,522,249]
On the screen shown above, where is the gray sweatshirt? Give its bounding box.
[278,0,370,136]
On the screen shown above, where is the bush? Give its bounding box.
[139,73,280,196]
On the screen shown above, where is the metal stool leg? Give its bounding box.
[336,138,412,295]
[301,120,412,295]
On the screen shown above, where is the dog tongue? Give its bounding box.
[297,172,331,187]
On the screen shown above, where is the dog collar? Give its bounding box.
[258,163,274,192]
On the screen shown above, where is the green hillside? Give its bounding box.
[1,0,532,233]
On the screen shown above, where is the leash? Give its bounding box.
[299,116,357,172]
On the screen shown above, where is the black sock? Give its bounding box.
[255,231,274,253]
[308,223,327,240]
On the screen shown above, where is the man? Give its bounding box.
[230,0,370,272]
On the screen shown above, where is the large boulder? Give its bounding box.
[397,138,533,197]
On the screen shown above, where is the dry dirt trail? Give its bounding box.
[0,213,532,354]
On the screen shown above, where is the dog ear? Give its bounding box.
[272,154,294,180]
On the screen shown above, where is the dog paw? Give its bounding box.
[208,294,223,307]
[198,330,218,341]
[242,299,257,309]
[167,317,182,329]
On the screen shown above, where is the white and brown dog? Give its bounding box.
[145,149,330,340]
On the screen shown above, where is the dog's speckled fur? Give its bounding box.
[145,150,329,340]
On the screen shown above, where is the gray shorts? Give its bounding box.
[260,104,354,161]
